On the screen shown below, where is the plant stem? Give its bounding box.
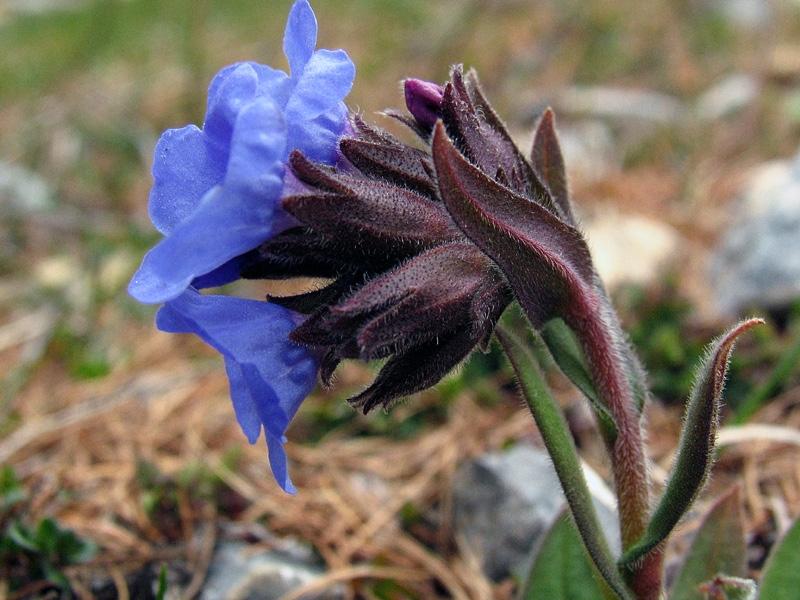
[565,295,662,599]
[566,301,650,548]
[496,326,634,600]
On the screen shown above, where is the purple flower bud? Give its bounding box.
[404,78,444,131]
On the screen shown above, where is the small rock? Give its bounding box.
[35,254,94,310]
[711,0,773,30]
[201,540,345,600]
[695,74,760,121]
[99,250,139,295]
[451,444,619,581]
[582,207,683,291]
[711,153,800,314]
[556,86,683,125]
[0,160,52,213]
[557,120,618,183]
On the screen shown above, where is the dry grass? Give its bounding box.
[2,320,542,598]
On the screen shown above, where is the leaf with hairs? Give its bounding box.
[496,327,632,600]
[621,319,763,566]
[530,108,573,224]
[540,318,616,440]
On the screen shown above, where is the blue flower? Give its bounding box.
[129,0,354,303]
[156,289,317,494]
[128,0,355,493]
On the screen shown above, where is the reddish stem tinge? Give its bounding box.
[567,293,662,599]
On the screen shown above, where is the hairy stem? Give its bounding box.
[566,293,661,599]
[496,326,634,600]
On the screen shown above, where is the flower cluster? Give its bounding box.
[241,66,604,415]
[128,0,354,493]
[130,0,613,495]
[242,97,515,412]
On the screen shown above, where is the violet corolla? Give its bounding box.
[128,0,354,493]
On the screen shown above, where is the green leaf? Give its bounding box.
[520,511,608,600]
[35,518,59,555]
[0,466,26,510]
[43,562,72,591]
[758,513,800,599]
[668,487,747,600]
[495,327,632,600]
[156,565,168,600]
[56,528,97,563]
[621,319,763,566]
[7,521,39,552]
[540,317,649,437]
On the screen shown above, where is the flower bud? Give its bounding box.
[404,78,444,131]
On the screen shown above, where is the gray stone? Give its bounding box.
[0,160,52,213]
[711,152,800,314]
[510,119,617,184]
[555,86,683,125]
[695,74,760,121]
[711,0,773,30]
[201,540,345,600]
[557,120,618,183]
[451,444,619,581]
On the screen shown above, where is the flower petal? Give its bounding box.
[156,289,317,429]
[155,287,317,441]
[226,354,300,494]
[404,78,444,131]
[266,434,298,494]
[203,63,260,145]
[190,253,252,291]
[286,102,348,164]
[129,184,274,303]
[148,125,226,235]
[222,357,263,444]
[285,49,355,122]
[207,62,291,114]
[252,62,293,107]
[130,100,288,304]
[283,0,317,77]
[224,96,288,192]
